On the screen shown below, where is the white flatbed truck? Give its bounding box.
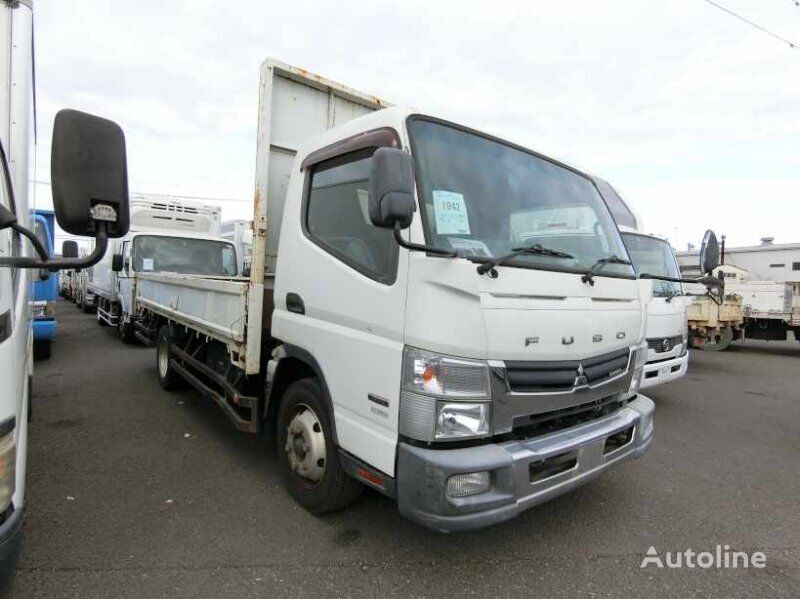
[134,59,720,531]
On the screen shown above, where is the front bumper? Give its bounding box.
[0,506,22,583]
[396,395,654,532]
[640,353,688,390]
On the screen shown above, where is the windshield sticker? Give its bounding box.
[447,237,490,257]
[356,188,371,225]
[433,190,470,235]
[142,258,154,271]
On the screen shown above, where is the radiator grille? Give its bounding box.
[503,348,631,393]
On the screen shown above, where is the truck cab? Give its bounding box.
[592,177,689,389]
[30,210,58,359]
[90,195,238,340]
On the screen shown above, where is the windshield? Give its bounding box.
[132,235,237,276]
[621,233,681,295]
[407,118,634,278]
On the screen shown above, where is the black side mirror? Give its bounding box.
[368,148,415,229]
[62,240,79,258]
[51,109,130,238]
[111,254,124,272]
[699,230,720,275]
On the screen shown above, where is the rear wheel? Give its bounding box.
[156,325,185,390]
[699,325,733,351]
[277,378,362,515]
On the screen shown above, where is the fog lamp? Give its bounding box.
[447,471,491,498]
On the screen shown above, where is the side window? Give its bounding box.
[305,150,398,284]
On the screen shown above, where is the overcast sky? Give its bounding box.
[33,0,799,250]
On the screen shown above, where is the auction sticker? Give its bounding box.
[433,190,470,235]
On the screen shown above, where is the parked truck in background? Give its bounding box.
[592,178,689,388]
[131,59,721,531]
[221,219,253,275]
[726,280,800,343]
[0,0,132,584]
[30,210,58,359]
[89,194,237,343]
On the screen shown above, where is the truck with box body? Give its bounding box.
[726,280,800,343]
[221,219,253,275]
[30,209,58,359]
[89,194,237,342]
[133,60,721,531]
[0,0,133,583]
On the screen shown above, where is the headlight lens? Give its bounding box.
[0,431,16,512]
[436,402,490,439]
[399,347,492,442]
[402,347,490,398]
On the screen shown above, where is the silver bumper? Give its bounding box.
[397,394,655,532]
[640,353,689,389]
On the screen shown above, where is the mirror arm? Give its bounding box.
[639,272,725,303]
[9,222,49,261]
[393,222,458,257]
[0,222,108,270]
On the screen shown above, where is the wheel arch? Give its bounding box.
[264,344,338,444]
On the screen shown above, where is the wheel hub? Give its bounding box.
[284,406,325,483]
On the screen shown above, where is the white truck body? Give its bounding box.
[620,229,689,389]
[88,195,235,329]
[0,0,34,577]
[727,280,800,342]
[135,59,655,531]
[221,219,252,274]
[594,177,689,389]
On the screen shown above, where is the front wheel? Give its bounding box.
[156,325,186,390]
[118,318,137,345]
[277,378,362,515]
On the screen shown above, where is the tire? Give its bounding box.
[118,318,137,345]
[156,325,185,390]
[276,378,362,515]
[97,307,109,327]
[33,339,52,361]
[699,325,733,351]
[82,300,94,314]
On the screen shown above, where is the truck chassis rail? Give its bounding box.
[168,340,260,433]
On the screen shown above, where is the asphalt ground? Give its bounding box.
[6,301,800,597]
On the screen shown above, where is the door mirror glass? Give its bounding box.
[699,230,720,274]
[51,109,130,238]
[111,253,124,272]
[368,147,415,229]
[62,240,78,258]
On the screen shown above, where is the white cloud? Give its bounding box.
[34,0,800,248]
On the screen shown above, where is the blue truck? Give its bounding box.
[31,209,58,360]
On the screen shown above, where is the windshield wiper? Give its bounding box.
[476,244,574,278]
[660,289,682,303]
[581,255,632,286]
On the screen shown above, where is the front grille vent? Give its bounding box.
[503,348,631,393]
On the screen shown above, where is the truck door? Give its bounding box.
[276,141,408,476]
[117,240,133,321]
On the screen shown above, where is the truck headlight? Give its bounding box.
[0,430,16,513]
[402,347,490,398]
[436,402,490,439]
[400,347,491,442]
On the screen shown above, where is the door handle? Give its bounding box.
[286,293,305,315]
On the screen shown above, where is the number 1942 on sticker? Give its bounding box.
[433,190,470,235]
